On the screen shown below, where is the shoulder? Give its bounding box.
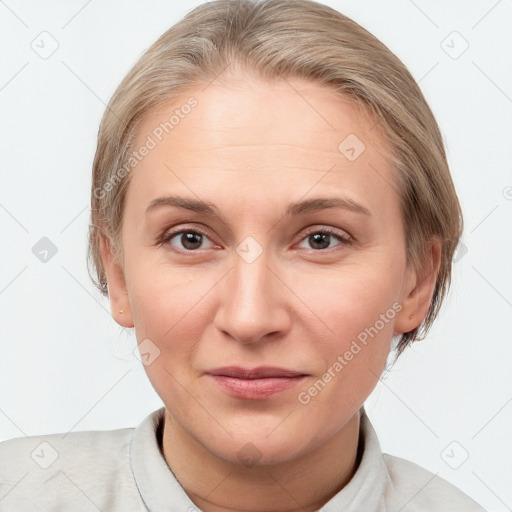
[382,453,487,511]
[0,425,134,468]
[0,426,144,511]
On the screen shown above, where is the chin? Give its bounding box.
[202,421,318,468]
[218,440,304,468]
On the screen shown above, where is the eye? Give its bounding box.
[297,227,353,251]
[158,225,353,254]
[159,229,215,252]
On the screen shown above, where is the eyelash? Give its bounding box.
[157,225,354,254]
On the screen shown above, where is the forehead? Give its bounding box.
[127,78,400,218]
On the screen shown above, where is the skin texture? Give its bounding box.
[101,76,441,512]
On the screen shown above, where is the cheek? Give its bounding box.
[299,264,398,396]
[305,260,400,338]
[125,265,207,396]
[125,256,217,351]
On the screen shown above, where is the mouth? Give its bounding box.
[205,366,308,400]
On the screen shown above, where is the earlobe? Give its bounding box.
[394,239,442,336]
[99,235,134,328]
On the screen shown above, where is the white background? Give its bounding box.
[1,1,511,510]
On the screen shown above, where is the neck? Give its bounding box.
[161,410,362,512]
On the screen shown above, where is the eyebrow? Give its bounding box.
[285,197,371,217]
[145,195,371,217]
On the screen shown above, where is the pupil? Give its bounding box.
[310,233,330,250]
[182,232,202,250]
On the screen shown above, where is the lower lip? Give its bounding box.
[208,375,306,400]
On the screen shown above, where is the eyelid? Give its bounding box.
[298,225,353,242]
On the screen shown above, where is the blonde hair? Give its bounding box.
[88,0,463,358]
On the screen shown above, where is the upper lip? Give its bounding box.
[206,366,306,379]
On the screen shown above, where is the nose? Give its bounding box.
[213,246,292,345]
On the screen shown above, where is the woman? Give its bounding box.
[0,0,487,510]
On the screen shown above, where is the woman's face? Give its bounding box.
[107,77,426,465]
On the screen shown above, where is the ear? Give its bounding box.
[100,235,134,328]
[394,238,442,336]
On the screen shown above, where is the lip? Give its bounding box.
[206,366,307,400]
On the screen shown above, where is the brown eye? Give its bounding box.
[308,232,335,250]
[179,232,203,250]
[161,229,214,252]
[297,228,352,251]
